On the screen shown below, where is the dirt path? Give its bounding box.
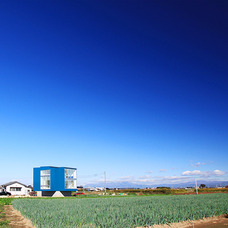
[4,205,35,228]
[150,214,228,228]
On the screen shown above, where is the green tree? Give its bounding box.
[199,184,206,188]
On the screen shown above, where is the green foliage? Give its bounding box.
[198,188,228,193]
[111,187,228,195]
[0,220,10,226]
[0,199,12,228]
[13,194,228,228]
[0,198,14,206]
[199,184,206,189]
[12,193,228,228]
[156,187,171,189]
[112,188,172,195]
[171,188,194,194]
[127,192,137,196]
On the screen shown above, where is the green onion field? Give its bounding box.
[12,193,228,228]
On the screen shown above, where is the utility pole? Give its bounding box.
[195,178,198,195]
[104,171,106,195]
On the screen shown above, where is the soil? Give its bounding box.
[4,205,35,228]
[149,214,228,228]
[175,192,228,195]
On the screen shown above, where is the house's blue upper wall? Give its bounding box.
[33,166,77,191]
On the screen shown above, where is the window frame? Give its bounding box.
[10,187,22,191]
[40,169,51,190]
[64,168,77,189]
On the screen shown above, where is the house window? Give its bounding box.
[10,187,22,191]
[65,169,76,189]
[40,169,50,189]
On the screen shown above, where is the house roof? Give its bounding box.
[1,181,31,188]
[36,166,77,169]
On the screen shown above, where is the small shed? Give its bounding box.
[33,166,77,197]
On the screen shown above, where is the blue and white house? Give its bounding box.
[33,166,77,197]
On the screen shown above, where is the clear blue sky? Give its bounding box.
[0,0,227,186]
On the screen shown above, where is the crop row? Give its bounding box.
[13,193,228,228]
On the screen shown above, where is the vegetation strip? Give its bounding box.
[12,193,228,228]
[0,198,13,227]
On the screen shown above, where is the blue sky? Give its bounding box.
[0,0,227,186]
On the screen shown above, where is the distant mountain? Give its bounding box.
[84,181,141,189]
[156,180,228,188]
[84,180,228,189]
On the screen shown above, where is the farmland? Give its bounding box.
[12,193,228,228]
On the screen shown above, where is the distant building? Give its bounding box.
[1,181,32,196]
[95,187,105,191]
[33,166,77,197]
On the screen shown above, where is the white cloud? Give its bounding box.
[159,176,190,183]
[135,175,191,184]
[182,170,202,176]
[118,176,135,181]
[191,162,202,167]
[213,170,226,176]
[160,169,168,172]
[80,168,226,186]
[190,161,213,167]
[163,176,188,181]
[182,170,226,177]
[138,175,151,179]
[136,178,156,183]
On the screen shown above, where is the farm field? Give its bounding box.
[12,193,228,228]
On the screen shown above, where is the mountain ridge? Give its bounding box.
[84,180,228,188]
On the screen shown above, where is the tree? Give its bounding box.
[199,184,206,189]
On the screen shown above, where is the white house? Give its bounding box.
[1,181,32,196]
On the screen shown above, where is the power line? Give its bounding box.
[104,171,106,195]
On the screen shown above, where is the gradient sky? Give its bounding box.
[0,0,227,186]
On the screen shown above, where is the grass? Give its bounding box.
[0,199,14,206]
[0,198,13,228]
[12,193,228,228]
[0,220,10,227]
